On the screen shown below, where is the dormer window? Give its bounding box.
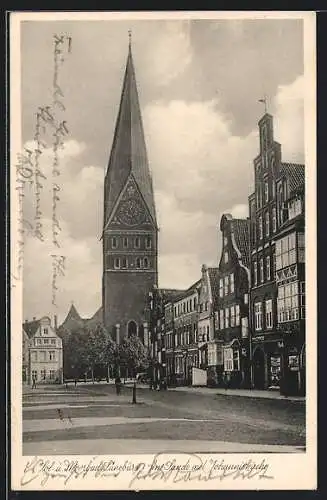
[43,328,48,335]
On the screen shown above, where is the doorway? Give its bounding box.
[253,348,265,390]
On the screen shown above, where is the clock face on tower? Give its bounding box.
[117,198,146,226]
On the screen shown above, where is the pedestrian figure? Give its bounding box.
[32,375,36,389]
[115,376,121,395]
[57,408,64,420]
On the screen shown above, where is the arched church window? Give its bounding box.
[128,320,137,338]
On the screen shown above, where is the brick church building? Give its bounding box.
[102,39,158,345]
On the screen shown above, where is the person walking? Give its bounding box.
[115,376,121,395]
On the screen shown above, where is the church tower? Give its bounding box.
[102,37,158,345]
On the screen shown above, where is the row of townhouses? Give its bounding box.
[148,112,305,397]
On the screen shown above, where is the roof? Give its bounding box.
[231,218,251,269]
[207,267,220,304]
[104,44,157,229]
[23,319,40,338]
[58,305,104,336]
[280,162,305,194]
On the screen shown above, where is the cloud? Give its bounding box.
[143,21,193,86]
[273,75,304,163]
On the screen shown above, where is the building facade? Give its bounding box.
[275,166,305,395]
[22,329,29,384]
[215,214,251,388]
[102,40,158,345]
[23,316,63,385]
[248,112,305,394]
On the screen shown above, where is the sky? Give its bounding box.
[18,15,305,324]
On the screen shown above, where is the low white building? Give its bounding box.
[23,316,63,385]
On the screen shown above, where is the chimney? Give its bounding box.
[54,315,58,330]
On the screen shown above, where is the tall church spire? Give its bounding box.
[104,36,157,232]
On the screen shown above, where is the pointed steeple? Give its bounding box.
[104,37,157,230]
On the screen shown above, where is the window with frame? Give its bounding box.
[224,348,233,372]
[253,260,258,286]
[111,237,118,249]
[41,369,46,380]
[260,258,264,283]
[43,328,48,335]
[207,325,210,341]
[37,339,42,345]
[266,256,271,281]
[275,232,296,270]
[224,251,229,264]
[43,338,49,344]
[224,276,229,295]
[300,281,305,319]
[136,257,141,269]
[277,282,299,323]
[123,237,128,248]
[298,232,305,263]
[235,304,240,326]
[264,180,269,203]
[230,273,235,293]
[219,310,224,330]
[143,257,149,269]
[265,211,270,237]
[289,197,303,219]
[258,215,263,240]
[224,236,228,246]
[49,370,55,380]
[219,278,224,297]
[254,302,263,330]
[31,370,37,380]
[241,317,249,338]
[122,257,128,268]
[51,339,56,345]
[49,351,56,361]
[145,236,152,249]
[230,305,235,327]
[265,299,273,329]
[134,236,140,249]
[114,257,120,269]
[272,207,277,232]
[225,307,229,328]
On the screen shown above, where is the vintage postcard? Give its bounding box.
[10,11,317,490]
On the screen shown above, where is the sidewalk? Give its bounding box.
[171,385,305,402]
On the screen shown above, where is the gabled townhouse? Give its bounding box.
[215,214,251,388]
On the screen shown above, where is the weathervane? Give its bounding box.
[258,95,268,113]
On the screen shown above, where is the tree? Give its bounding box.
[63,327,89,379]
[119,335,149,379]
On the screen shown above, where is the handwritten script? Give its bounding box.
[20,454,274,488]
